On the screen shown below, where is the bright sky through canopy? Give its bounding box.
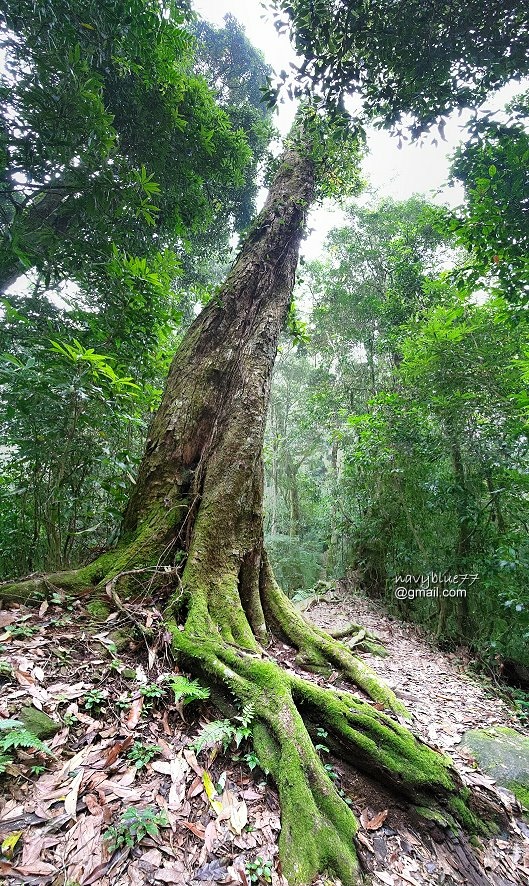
[193,0,524,258]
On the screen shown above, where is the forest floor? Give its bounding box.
[0,584,527,886]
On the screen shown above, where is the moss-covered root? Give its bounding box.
[261,557,409,718]
[328,623,387,657]
[0,567,92,604]
[0,506,181,606]
[167,611,506,885]
[0,555,123,605]
[253,717,360,886]
[168,624,361,885]
[290,676,506,835]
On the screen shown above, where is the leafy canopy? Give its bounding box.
[268,0,529,133]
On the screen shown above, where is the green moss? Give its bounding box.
[292,676,454,797]
[508,781,529,809]
[109,629,132,652]
[448,794,494,836]
[254,714,359,886]
[121,668,136,681]
[86,600,110,620]
[414,806,450,827]
[19,706,60,739]
[261,562,408,717]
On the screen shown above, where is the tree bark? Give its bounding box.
[1,142,507,886]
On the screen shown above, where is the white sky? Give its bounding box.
[194,0,524,259]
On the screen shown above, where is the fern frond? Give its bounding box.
[168,676,210,705]
[0,724,53,756]
[237,703,255,727]
[192,719,233,754]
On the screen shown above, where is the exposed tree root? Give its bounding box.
[327,621,387,656]
[152,554,505,886]
[260,555,408,717]
[2,543,507,886]
[164,611,504,885]
[0,507,178,604]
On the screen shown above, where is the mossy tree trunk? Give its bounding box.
[1,144,507,885]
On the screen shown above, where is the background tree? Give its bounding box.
[267,197,529,672]
[445,90,529,308]
[0,0,268,298]
[269,0,529,133]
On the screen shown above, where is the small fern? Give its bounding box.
[0,720,52,753]
[167,676,210,705]
[0,719,54,772]
[233,704,254,747]
[0,754,13,774]
[192,704,255,754]
[192,719,234,754]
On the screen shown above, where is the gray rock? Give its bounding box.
[462,725,529,808]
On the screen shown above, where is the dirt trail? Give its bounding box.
[308,586,529,886]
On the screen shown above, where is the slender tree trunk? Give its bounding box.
[2,142,507,886]
[438,428,472,640]
[0,182,75,294]
[286,453,302,538]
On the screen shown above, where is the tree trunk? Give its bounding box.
[1,142,507,885]
[118,144,318,644]
[438,428,473,640]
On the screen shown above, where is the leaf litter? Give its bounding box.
[0,584,526,886]
[0,595,284,886]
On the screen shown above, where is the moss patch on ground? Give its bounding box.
[18,706,60,739]
[462,726,529,805]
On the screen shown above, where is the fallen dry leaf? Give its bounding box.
[104,735,134,767]
[360,808,388,831]
[0,611,16,628]
[366,809,389,830]
[125,697,144,729]
[182,821,205,840]
[154,864,186,883]
[230,800,248,836]
[204,819,216,853]
[64,770,84,818]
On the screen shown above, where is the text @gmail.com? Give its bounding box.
[395,586,467,600]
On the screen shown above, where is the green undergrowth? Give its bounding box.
[509,781,529,810]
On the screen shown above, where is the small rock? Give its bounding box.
[462,726,529,807]
[18,705,60,739]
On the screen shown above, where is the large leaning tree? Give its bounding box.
[3,2,529,884]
